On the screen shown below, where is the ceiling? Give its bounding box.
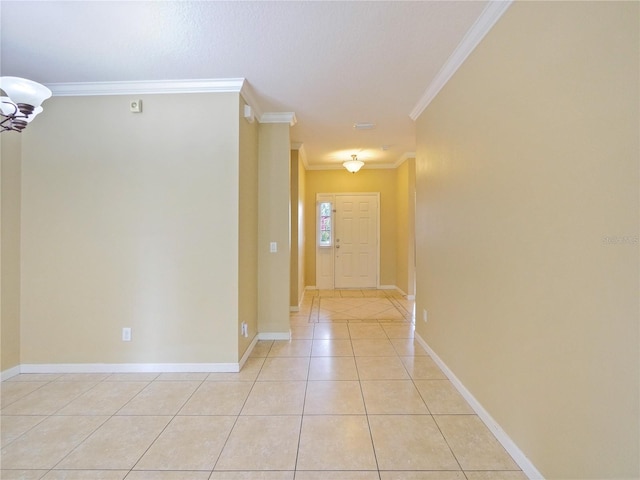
[0,1,500,169]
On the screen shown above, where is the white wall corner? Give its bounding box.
[414,333,545,480]
[409,0,513,120]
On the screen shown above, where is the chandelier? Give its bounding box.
[1,77,52,133]
[343,154,364,173]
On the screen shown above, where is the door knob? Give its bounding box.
[335,245,340,249]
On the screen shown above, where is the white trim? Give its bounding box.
[239,80,263,121]
[47,78,246,97]
[409,0,512,120]
[258,331,292,341]
[239,335,259,369]
[415,333,544,480]
[406,294,415,300]
[19,362,241,374]
[289,306,300,312]
[1,365,21,381]
[305,286,317,290]
[377,285,397,290]
[260,112,297,126]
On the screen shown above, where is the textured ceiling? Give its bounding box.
[1,1,493,168]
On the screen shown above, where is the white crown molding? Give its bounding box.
[47,78,247,97]
[409,0,512,120]
[260,112,297,126]
[239,80,264,121]
[392,151,416,168]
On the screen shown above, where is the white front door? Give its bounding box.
[334,194,378,288]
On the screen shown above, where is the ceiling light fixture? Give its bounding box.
[1,77,52,133]
[353,122,375,130]
[343,154,364,173]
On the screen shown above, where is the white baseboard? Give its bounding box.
[18,362,241,374]
[406,294,415,300]
[1,365,21,381]
[377,284,397,290]
[258,331,291,341]
[415,332,544,480]
[289,306,300,312]
[305,286,317,290]
[238,335,259,369]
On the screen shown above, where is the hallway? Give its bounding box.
[1,290,526,479]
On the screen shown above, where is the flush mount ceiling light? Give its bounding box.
[0,76,52,133]
[353,122,375,130]
[343,154,364,173]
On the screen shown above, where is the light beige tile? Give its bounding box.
[360,380,429,414]
[1,415,47,447]
[338,289,364,297]
[355,356,410,380]
[116,381,199,415]
[464,472,528,480]
[414,380,474,414]
[311,339,353,356]
[379,473,465,480]
[0,470,48,480]
[250,340,274,358]
[241,381,306,415]
[297,415,376,471]
[1,381,99,415]
[290,325,315,339]
[434,415,520,471]
[296,473,378,480]
[125,472,211,480]
[268,340,312,357]
[348,324,387,339]
[308,357,358,381]
[56,415,171,470]
[42,471,128,479]
[1,382,48,408]
[351,339,397,356]
[368,415,459,471]
[56,381,148,416]
[155,373,208,381]
[215,416,301,470]
[400,356,447,380]
[304,381,365,415]
[104,373,159,382]
[135,416,235,470]
[257,357,309,381]
[381,324,414,339]
[312,323,350,339]
[209,472,294,480]
[0,415,107,469]
[6,374,60,382]
[389,338,428,356]
[207,357,265,382]
[179,381,252,415]
[54,374,110,382]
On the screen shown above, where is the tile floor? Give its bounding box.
[1,289,527,480]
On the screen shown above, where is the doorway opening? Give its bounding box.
[315,193,379,290]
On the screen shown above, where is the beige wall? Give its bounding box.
[238,99,259,357]
[257,123,291,334]
[1,132,22,371]
[395,158,415,296]
[304,169,397,287]
[20,93,243,364]
[290,149,306,308]
[415,2,639,479]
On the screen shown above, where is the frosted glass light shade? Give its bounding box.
[0,76,52,109]
[343,158,364,173]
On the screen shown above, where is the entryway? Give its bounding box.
[316,193,379,290]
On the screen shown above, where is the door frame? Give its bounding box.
[315,192,380,289]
